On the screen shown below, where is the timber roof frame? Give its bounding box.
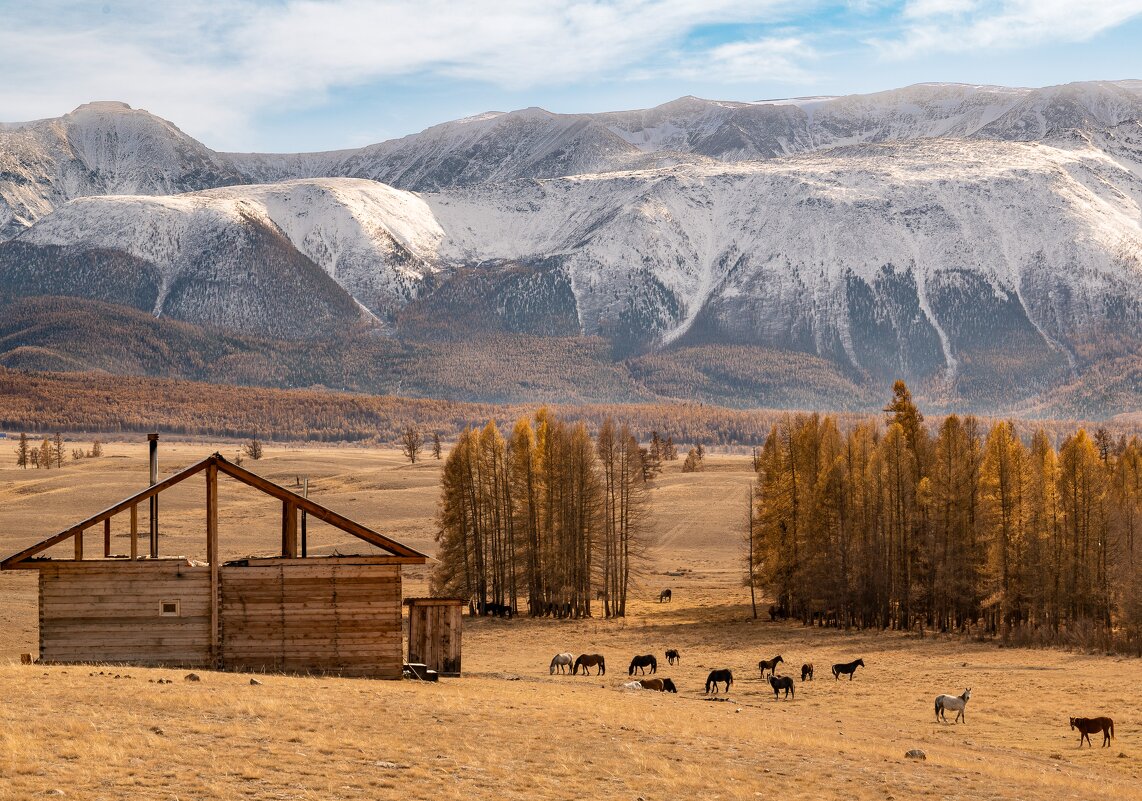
[1,453,428,569]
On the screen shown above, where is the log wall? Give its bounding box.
[220,561,402,678]
[39,560,212,666]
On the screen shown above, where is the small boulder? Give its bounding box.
[184,673,201,682]
[250,678,263,686]
[905,749,926,760]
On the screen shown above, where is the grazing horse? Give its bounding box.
[832,658,865,680]
[574,654,606,676]
[639,678,678,693]
[758,655,784,678]
[801,662,814,682]
[1070,717,1115,748]
[769,674,795,700]
[659,588,672,603]
[629,654,658,675]
[934,688,971,723]
[665,649,681,665]
[549,653,574,675]
[705,669,733,694]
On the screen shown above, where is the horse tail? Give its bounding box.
[934,698,940,720]
[1110,720,1115,739]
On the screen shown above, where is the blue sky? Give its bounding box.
[2,1,1141,152]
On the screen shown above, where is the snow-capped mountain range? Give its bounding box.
[2,81,1142,411]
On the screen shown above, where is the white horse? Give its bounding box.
[934,688,972,723]
[549,652,574,675]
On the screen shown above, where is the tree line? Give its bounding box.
[431,410,653,618]
[750,381,1142,653]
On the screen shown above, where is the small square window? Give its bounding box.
[159,600,180,617]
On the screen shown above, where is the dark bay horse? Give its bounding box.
[639,677,678,693]
[659,588,672,603]
[801,662,813,681]
[1070,717,1114,747]
[665,649,681,665]
[574,654,606,675]
[629,654,658,675]
[832,658,864,680]
[758,655,783,678]
[769,674,795,700]
[705,669,733,694]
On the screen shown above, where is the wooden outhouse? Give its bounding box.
[1,453,428,678]
[405,597,464,676]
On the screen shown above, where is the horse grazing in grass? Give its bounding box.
[574,654,606,675]
[665,649,681,665]
[934,688,971,723]
[801,663,813,681]
[639,678,678,693]
[1070,717,1114,747]
[549,653,574,675]
[758,655,783,678]
[769,674,795,700]
[705,669,733,694]
[659,588,672,603]
[629,654,658,675]
[832,658,864,680]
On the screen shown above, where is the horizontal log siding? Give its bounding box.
[39,561,211,667]
[220,562,402,678]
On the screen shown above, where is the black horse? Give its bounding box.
[659,588,672,603]
[801,662,814,681]
[705,669,733,694]
[629,654,658,675]
[769,674,795,699]
[832,658,865,680]
[665,649,681,665]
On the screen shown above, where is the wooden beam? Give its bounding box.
[129,505,138,561]
[74,530,83,561]
[281,502,298,558]
[215,459,428,560]
[1,458,210,569]
[206,462,219,669]
[103,519,111,558]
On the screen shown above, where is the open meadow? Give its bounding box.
[0,438,1139,800]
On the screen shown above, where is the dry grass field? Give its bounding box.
[0,438,1139,801]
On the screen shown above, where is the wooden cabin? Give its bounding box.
[1,452,428,678]
[405,597,464,676]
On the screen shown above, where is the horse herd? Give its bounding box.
[547,649,1117,746]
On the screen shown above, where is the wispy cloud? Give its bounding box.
[875,0,1142,58]
[0,0,810,143]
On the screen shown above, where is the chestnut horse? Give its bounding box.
[574,654,606,675]
[639,678,678,693]
[758,655,783,678]
[1070,717,1114,747]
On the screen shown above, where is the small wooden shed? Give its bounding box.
[405,597,464,676]
[1,453,428,678]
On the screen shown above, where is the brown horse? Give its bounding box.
[574,654,606,675]
[1070,716,1114,747]
[769,674,795,700]
[639,678,678,693]
[758,655,783,678]
[665,649,681,665]
[659,588,672,603]
[801,662,813,681]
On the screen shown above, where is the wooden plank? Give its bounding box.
[103,519,111,558]
[74,530,83,562]
[206,462,219,669]
[1,458,210,569]
[281,501,297,559]
[130,504,137,561]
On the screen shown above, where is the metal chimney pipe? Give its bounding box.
[148,434,158,558]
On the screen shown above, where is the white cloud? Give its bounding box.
[0,0,812,144]
[653,36,816,83]
[876,0,1142,58]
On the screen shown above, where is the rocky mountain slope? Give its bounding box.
[2,82,1142,413]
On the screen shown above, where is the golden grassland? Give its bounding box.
[0,440,1139,800]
